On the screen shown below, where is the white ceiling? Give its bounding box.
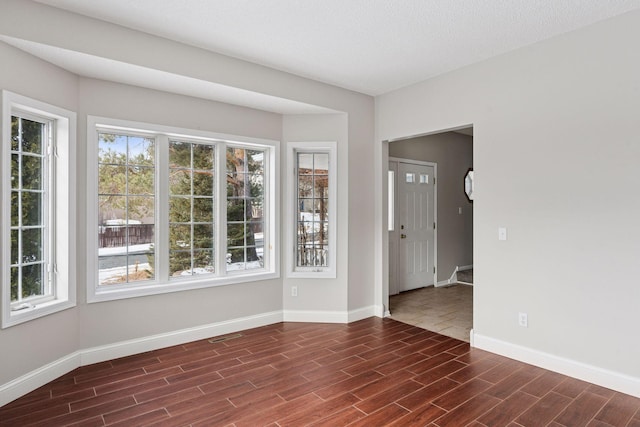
[34,0,640,96]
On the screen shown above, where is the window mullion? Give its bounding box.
[156,135,170,282]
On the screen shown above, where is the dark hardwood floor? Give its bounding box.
[1,317,639,426]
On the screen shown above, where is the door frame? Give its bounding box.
[389,156,437,295]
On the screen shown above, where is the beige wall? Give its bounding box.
[377,10,640,386]
[389,132,473,282]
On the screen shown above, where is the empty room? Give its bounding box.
[1,1,639,425]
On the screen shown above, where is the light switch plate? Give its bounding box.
[498,227,507,241]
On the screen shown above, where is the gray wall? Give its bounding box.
[390,132,473,282]
[377,10,640,380]
[0,0,375,389]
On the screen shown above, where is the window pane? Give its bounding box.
[98,132,155,287]
[11,154,19,189]
[193,224,213,249]
[20,118,43,154]
[11,229,19,264]
[169,169,191,196]
[128,137,154,167]
[227,198,245,221]
[170,224,191,250]
[169,141,191,168]
[128,166,154,195]
[11,116,19,151]
[193,171,213,196]
[193,197,213,222]
[168,141,216,280]
[192,250,214,274]
[22,228,43,263]
[227,223,245,247]
[10,267,18,302]
[21,192,43,226]
[226,146,265,272]
[298,175,312,198]
[313,153,329,175]
[11,192,18,227]
[99,133,127,164]
[169,197,191,223]
[193,144,214,170]
[21,263,44,298]
[98,165,127,194]
[22,155,43,190]
[170,251,192,276]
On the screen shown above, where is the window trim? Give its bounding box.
[86,116,279,303]
[286,142,337,278]
[1,91,77,328]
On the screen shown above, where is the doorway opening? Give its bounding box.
[387,128,473,342]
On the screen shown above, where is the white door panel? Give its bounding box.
[398,162,435,291]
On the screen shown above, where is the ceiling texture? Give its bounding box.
[33,0,640,96]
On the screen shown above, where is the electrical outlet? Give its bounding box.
[291,286,298,297]
[518,312,528,328]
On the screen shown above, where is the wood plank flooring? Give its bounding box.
[1,317,639,426]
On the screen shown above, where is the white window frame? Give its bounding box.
[87,116,279,303]
[286,142,337,278]
[1,91,76,328]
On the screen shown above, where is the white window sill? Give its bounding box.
[88,270,279,303]
[2,299,76,329]
[287,270,336,279]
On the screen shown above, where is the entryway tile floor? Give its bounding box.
[390,284,473,342]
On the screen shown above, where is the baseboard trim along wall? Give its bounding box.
[0,307,379,406]
[282,306,377,324]
[436,264,473,287]
[0,310,282,407]
[473,333,640,399]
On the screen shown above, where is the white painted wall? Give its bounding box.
[377,10,640,382]
[390,132,473,283]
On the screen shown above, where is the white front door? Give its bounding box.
[398,162,435,291]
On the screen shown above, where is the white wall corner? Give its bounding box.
[473,333,640,399]
[0,352,81,407]
[348,306,378,322]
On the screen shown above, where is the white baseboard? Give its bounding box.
[283,310,347,323]
[0,351,81,407]
[349,306,378,322]
[0,310,282,407]
[473,333,640,399]
[80,310,283,366]
[1,307,383,407]
[458,264,473,271]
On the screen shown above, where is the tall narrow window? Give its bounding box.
[169,141,215,277]
[2,91,76,328]
[287,142,337,278]
[98,133,155,286]
[226,147,265,271]
[296,152,329,267]
[10,115,50,303]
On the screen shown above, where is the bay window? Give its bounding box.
[87,117,278,302]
